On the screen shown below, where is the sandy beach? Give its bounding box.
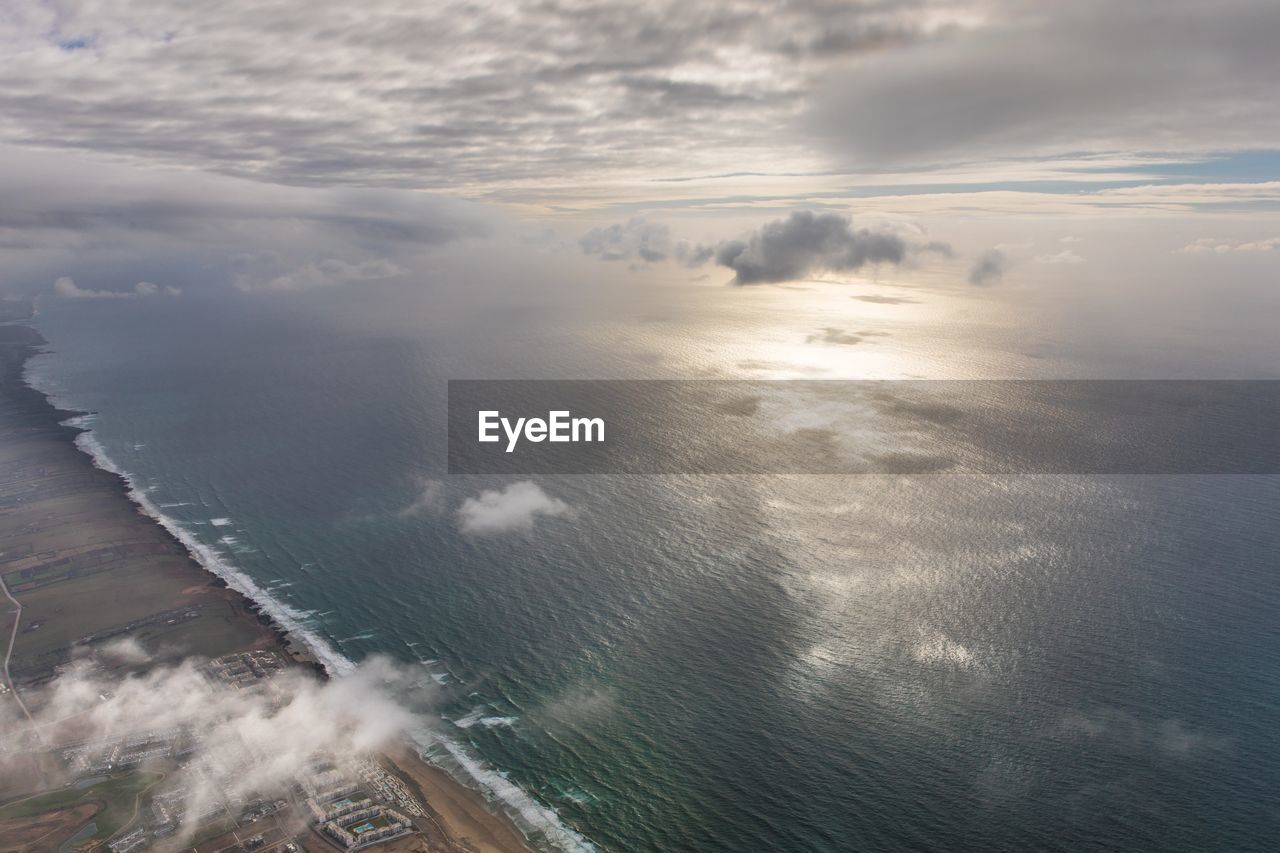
[0,317,532,852]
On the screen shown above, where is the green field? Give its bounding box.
[0,769,164,841]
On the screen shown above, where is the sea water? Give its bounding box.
[23,290,1280,851]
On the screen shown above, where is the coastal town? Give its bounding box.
[0,312,529,853]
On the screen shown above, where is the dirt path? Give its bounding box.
[0,571,40,741]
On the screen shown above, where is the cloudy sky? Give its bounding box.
[1,0,1278,358]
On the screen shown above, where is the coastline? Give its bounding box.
[0,318,536,853]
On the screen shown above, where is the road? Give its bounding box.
[0,570,40,739]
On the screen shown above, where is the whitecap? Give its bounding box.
[63,420,593,852]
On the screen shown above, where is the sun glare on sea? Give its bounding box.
[703,277,968,380]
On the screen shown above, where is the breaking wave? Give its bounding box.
[52,414,594,853]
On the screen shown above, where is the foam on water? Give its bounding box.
[480,716,519,729]
[68,422,355,677]
[46,407,593,852]
[452,707,488,728]
[411,723,597,853]
[453,707,519,730]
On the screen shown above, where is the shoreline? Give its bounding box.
[66,422,347,679]
[2,321,322,680]
[1,318,538,853]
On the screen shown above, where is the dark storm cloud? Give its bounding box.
[715,211,907,285]
[968,249,1008,286]
[812,0,1280,166]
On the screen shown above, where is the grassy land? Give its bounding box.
[0,325,279,683]
[0,770,164,841]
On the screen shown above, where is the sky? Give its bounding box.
[1,0,1278,373]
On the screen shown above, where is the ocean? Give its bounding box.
[24,289,1280,851]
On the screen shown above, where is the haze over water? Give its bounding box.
[26,292,1280,852]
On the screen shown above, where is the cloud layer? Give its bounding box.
[0,0,960,193]
[813,0,1280,167]
[0,149,495,299]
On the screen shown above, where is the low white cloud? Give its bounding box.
[397,478,447,518]
[1177,237,1280,254]
[533,685,618,728]
[0,654,427,845]
[53,276,180,299]
[237,257,404,292]
[96,636,152,665]
[1034,249,1085,264]
[456,481,571,536]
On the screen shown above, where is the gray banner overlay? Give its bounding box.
[447,380,1280,474]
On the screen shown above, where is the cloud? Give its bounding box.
[578,219,772,272]
[0,149,496,299]
[0,654,427,844]
[812,0,1280,167]
[579,218,671,263]
[241,257,404,292]
[532,685,617,729]
[917,240,956,258]
[397,478,447,518]
[715,211,907,285]
[53,276,179,299]
[673,242,715,268]
[852,293,919,305]
[0,1,948,194]
[968,249,1008,286]
[456,481,572,536]
[96,636,152,665]
[1034,249,1085,264]
[1177,237,1280,254]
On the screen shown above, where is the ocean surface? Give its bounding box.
[24,290,1280,851]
